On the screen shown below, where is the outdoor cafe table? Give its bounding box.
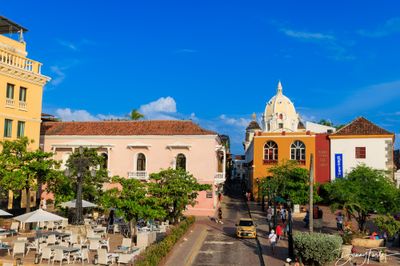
[114,247,140,254]
[0,243,11,255]
[87,236,102,240]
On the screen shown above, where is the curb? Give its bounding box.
[245,199,266,266]
[184,226,208,266]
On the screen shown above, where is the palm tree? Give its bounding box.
[130,109,144,120]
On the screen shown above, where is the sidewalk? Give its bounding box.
[246,200,288,266]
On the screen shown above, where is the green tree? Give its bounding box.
[374,215,400,238]
[101,177,166,240]
[129,109,144,120]
[262,160,320,205]
[148,168,211,223]
[318,119,333,127]
[46,147,109,224]
[325,164,400,232]
[0,137,60,213]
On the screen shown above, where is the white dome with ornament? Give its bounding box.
[262,81,300,132]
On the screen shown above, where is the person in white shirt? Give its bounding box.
[268,229,277,255]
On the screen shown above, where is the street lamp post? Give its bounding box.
[287,198,294,259]
[256,178,260,203]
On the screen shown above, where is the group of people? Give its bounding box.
[267,205,304,266]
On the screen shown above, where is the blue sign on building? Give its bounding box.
[335,153,343,178]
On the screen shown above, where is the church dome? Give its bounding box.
[262,81,299,132]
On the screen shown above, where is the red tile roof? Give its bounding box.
[41,120,217,136]
[332,117,393,136]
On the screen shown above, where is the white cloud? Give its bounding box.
[55,108,125,121]
[276,24,354,61]
[57,40,78,51]
[139,96,178,119]
[55,108,97,121]
[174,48,198,54]
[281,29,335,40]
[358,17,400,37]
[219,114,251,128]
[49,66,66,86]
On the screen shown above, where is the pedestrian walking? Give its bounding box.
[266,206,273,233]
[284,258,292,266]
[336,212,344,231]
[268,229,277,255]
[276,223,283,242]
[281,207,287,224]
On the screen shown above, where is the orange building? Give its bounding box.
[244,82,334,198]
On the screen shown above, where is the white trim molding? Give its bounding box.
[127,142,152,149]
[166,142,192,150]
[51,140,114,149]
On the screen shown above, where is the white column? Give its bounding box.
[107,147,111,176]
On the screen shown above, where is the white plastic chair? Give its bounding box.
[10,222,19,235]
[12,242,25,258]
[100,237,110,251]
[73,248,89,264]
[26,239,39,255]
[121,238,131,250]
[52,248,69,265]
[97,248,112,265]
[46,221,55,231]
[47,234,57,245]
[89,239,99,252]
[40,247,53,264]
[118,253,133,265]
[69,234,78,245]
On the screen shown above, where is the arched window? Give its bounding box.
[101,153,108,169]
[290,140,306,164]
[176,153,186,171]
[264,141,278,164]
[137,153,146,171]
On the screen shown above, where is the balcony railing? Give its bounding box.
[0,48,42,74]
[214,172,225,184]
[19,101,27,110]
[5,98,14,107]
[128,171,149,180]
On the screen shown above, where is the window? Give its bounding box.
[263,141,278,164]
[137,153,146,171]
[6,83,14,99]
[101,153,108,169]
[19,87,27,102]
[176,153,186,171]
[355,147,366,159]
[206,191,213,198]
[17,121,25,138]
[279,123,283,129]
[4,119,12,137]
[290,140,306,163]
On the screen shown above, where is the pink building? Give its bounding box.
[40,120,226,216]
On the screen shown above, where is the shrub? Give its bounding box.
[135,216,195,266]
[294,232,342,265]
[374,215,400,238]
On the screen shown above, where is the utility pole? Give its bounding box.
[309,153,314,233]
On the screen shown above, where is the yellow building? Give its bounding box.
[0,16,49,149]
[244,82,334,198]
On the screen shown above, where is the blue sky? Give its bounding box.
[3,1,400,154]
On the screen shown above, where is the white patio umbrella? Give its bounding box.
[60,199,97,208]
[0,209,12,216]
[13,208,65,223]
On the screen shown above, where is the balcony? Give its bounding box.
[214,172,225,184]
[0,47,42,74]
[19,101,27,110]
[128,171,149,180]
[5,98,14,107]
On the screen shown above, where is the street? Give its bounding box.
[192,185,264,266]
